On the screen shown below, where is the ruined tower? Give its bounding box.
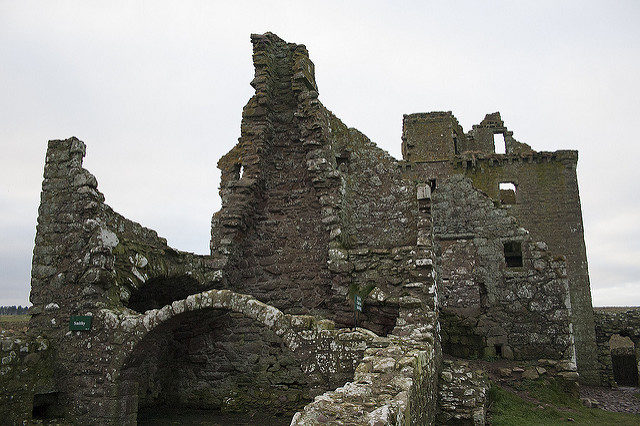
[402,111,599,384]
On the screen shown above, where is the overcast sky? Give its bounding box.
[1,1,639,307]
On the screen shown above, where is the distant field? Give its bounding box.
[0,315,30,332]
[594,306,639,313]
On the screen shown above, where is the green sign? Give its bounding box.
[69,315,92,331]
[354,295,363,312]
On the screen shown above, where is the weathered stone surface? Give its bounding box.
[593,307,640,386]
[5,30,608,425]
[437,359,488,425]
[432,176,574,362]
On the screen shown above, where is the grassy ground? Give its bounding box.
[488,379,640,425]
[0,314,30,332]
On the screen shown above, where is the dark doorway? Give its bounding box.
[32,392,62,420]
[612,353,639,386]
[609,334,639,386]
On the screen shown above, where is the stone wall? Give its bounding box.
[26,136,230,423]
[23,137,381,423]
[455,151,598,382]
[292,338,437,425]
[211,32,426,337]
[326,111,417,249]
[593,307,640,386]
[211,33,335,319]
[107,288,388,423]
[402,112,466,161]
[437,359,488,425]
[402,109,597,383]
[432,175,574,361]
[466,112,533,155]
[0,331,54,424]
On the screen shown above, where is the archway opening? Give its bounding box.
[120,307,318,424]
[125,275,202,313]
[609,334,639,386]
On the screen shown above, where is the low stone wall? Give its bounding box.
[493,359,579,387]
[291,338,437,425]
[438,359,488,425]
[0,331,54,424]
[593,307,640,386]
[437,357,580,425]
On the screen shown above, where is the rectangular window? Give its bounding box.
[504,241,523,267]
[494,133,506,154]
[499,182,517,205]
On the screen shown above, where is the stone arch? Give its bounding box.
[107,290,313,422]
[100,288,374,423]
[104,289,297,368]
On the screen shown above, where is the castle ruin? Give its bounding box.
[1,32,639,425]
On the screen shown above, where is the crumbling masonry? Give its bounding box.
[1,32,634,425]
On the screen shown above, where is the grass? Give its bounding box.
[0,314,30,331]
[488,379,640,425]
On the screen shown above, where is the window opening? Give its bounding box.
[494,344,503,357]
[453,134,459,155]
[499,182,517,205]
[239,165,244,179]
[503,241,523,267]
[429,179,437,192]
[494,133,506,154]
[32,392,61,420]
[336,153,349,172]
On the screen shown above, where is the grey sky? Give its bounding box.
[1,1,639,307]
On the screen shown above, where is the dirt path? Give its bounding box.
[580,385,640,415]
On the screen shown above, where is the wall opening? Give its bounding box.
[336,152,350,172]
[499,182,517,205]
[32,392,62,420]
[494,133,506,154]
[494,344,503,357]
[122,308,333,425]
[503,241,523,267]
[125,275,202,313]
[439,311,485,358]
[429,179,437,192]
[453,134,459,155]
[239,165,244,179]
[609,334,639,386]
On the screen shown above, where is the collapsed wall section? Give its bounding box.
[325,111,417,249]
[402,110,597,383]
[27,138,222,423]
[466,112,533,154]
[211,33,335,317]
[455,151,598,383]
[432,175,574,361]
[210,33,427,337]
